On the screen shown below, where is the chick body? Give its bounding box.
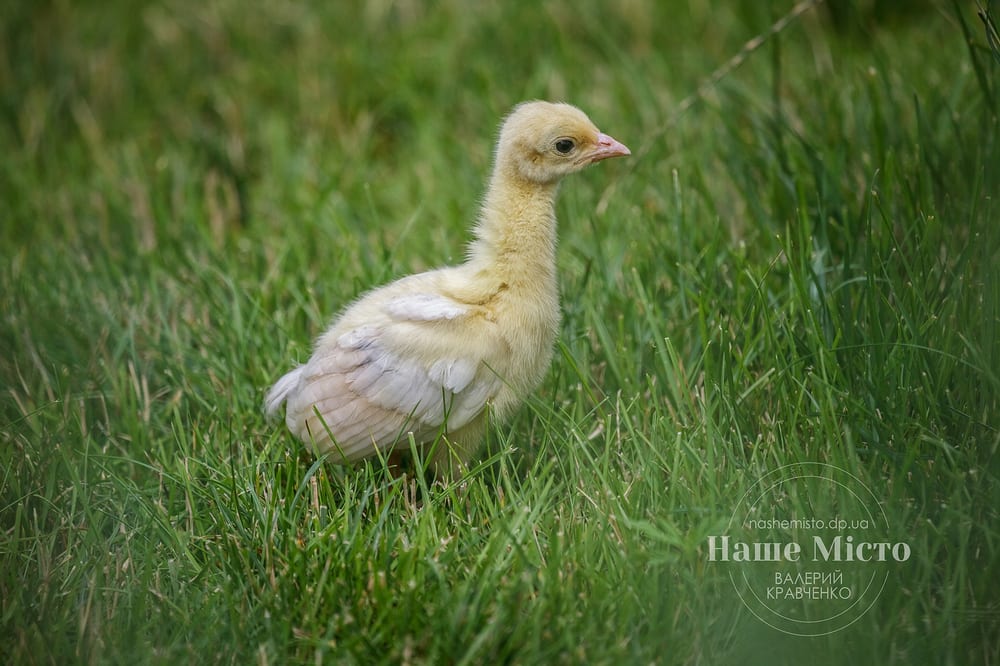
[266,101,629,475]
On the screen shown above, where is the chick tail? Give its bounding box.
[265,366,304,418]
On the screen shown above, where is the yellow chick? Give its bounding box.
[265,101,630,476]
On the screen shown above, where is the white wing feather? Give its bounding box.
[271,292,501,462]
[384,292,468,321]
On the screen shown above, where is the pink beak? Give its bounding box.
[590,132,631,163]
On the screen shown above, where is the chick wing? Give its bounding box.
[266,290,503,462]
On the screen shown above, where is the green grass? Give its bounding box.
[2,0,999,663]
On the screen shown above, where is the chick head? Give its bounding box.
[495,101,631,185]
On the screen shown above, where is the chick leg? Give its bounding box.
[429,412,488,479]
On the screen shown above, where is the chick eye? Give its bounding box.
[554,138,575,154]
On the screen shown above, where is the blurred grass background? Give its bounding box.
[2,0,998,663]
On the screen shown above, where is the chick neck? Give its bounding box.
[467,165,560,291]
